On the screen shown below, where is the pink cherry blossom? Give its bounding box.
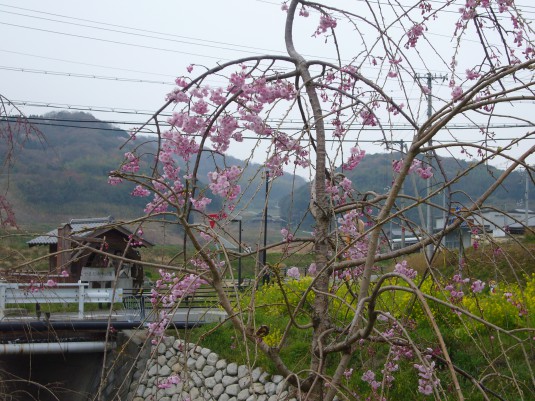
[108,176,122,186]
[471,279,486,293]
[343,147,366,170]
[131,185,151,197]
[314,14,337,36]
[281,228,294,242]
[287,267,300,279]
[307,263,317,276]
[451,86,463,101]
[360,109,377,126]
[406,23,425,48]
[191,196,212,212]
[394,260,417,279]
[466,69,480,80]
[361,369,375,383]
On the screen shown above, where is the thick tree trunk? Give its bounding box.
[285,1,332,398]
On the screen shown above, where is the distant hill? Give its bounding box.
[4,112,530,233]
[1,111,306,229]
[280,152,534,229]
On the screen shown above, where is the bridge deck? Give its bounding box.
[0,307,227,325]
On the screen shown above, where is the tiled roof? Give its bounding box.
[27,216,115,246]
[508,216,535,228]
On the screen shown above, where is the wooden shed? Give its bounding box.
[27,216,153,289]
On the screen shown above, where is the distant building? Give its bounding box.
[507,215,535,235]
[434,208,535,248]
[27,216,153,289]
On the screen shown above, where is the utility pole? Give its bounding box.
[262,170,270,285]
[416,72,447,262]
[525,166,530,231]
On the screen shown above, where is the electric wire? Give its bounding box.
[0,49,177,78]
[3,1,531,78]
[4,115,534,137]
[0,3,287,55]
[0,65,174,85]
[1,2,533,88]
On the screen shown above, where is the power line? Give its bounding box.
[0,49,177,78]
[0,49,176,79]
[0,65,174,85]
[2,4,532,87]
[7,100,535,130]
[5,115,535,136]
[256,0,535,16]
[7,100,159,116]
[3,3,526,79]
[0,3,287,55]
[0,21,235,61]
[0,9,286,58]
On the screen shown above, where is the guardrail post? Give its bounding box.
[0,284,6,319]
[78,281,85,319]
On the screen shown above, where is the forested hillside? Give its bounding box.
[1,111,306,228]
[280,152,534,229]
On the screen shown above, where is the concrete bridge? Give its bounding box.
[0,282,227,401]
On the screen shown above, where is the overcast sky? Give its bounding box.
[1,0,534,176]
[0,1,291,119]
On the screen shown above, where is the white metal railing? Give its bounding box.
[0,281,123,319]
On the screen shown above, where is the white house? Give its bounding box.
[435,208,535,243]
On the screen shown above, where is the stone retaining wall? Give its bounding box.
[127,336,295,401]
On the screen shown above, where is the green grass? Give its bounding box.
[170,275,535,401]
[141,245,315,281]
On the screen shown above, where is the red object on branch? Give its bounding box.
[208,213,227,229]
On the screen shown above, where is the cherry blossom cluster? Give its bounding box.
[406,24,425,48]
[393,260,417,280]
[107,176,122,186]
[414,359,440,396]
[161,128,200,161]
[127,232,145,247]
[359,109,378,126]
[307,262,317,276]
[208,166,242,202]
[343,147,366,171]
[131,185,150,197]
[325,176,353,206]
[266,132,309,177]
[286,266,300,279]
[147,310,170,341]
[504,291,528,317]
[361,369,382,398]
[191,196,212,212]
[150,269,207,311]
[121,152,140,173]
[471,279,486,293]
[392,159,433,180]
[157,374,181,389]
[337,210,361,238]
[314,14,337,36]
[445,274,470,303]
[337,210,370,261]
[280,227,294,242]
